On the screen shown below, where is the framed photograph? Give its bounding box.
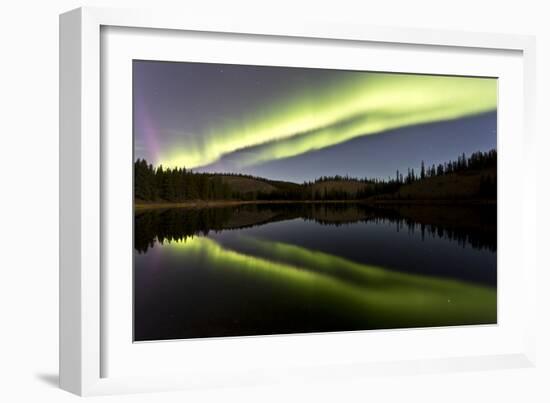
[60,7,537,396]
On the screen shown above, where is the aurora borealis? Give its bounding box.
[133,61,497,182]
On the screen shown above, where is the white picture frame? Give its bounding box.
[59,6,537,396]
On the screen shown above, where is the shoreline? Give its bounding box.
[135,199,361,210]
[135,199,496,210]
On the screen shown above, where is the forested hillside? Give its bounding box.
[134,149,496,203]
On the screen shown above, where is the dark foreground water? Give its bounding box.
[134,203,497,341]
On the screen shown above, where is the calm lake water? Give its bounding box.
[134,203,497,341]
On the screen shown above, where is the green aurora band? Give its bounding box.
[161,236,496,327]
[159,73,497,170]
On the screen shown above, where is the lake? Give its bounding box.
[134,203,497,341]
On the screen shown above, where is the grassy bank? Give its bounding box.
[134,199,370,210]
[135,198,496,210]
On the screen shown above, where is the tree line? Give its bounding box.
[135,160,233,201]
[394,149,497,184]
[135,148,496,202]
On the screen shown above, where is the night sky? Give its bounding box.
[133,60,497,182]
